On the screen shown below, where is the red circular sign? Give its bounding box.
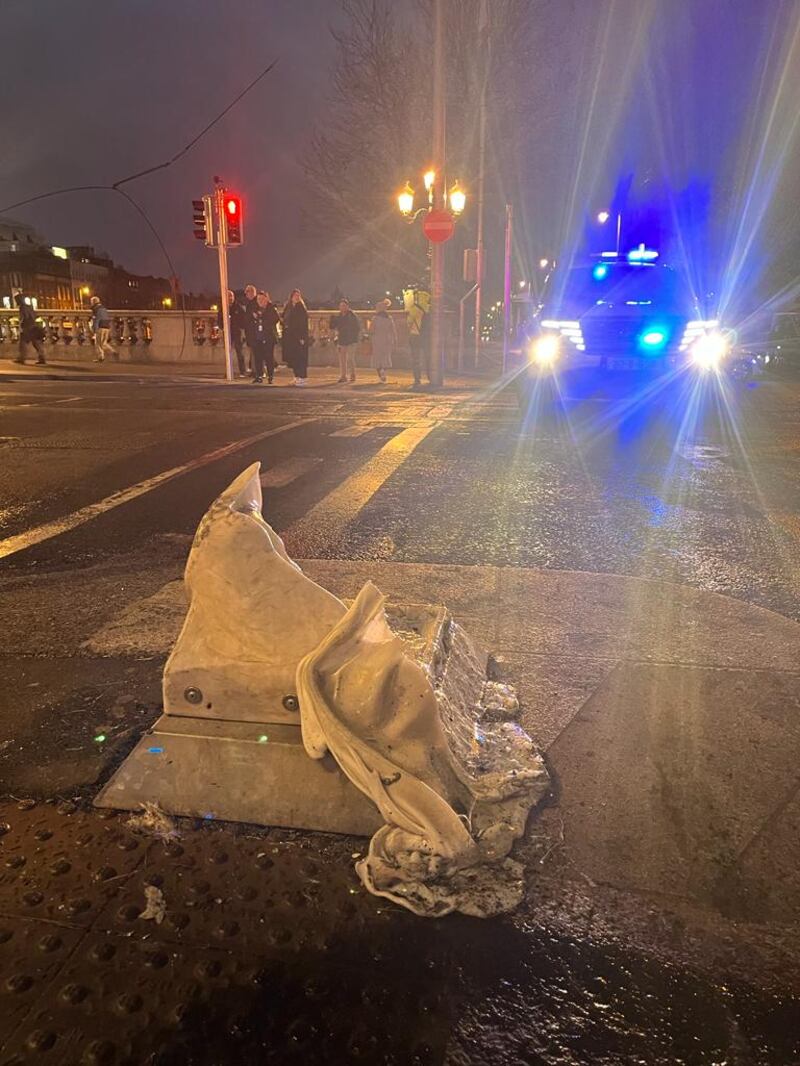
[423,209,455,244]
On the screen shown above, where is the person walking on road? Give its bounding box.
[251,291,280,384]
[89,297,116,362]
[13,292,46,365]
[282,289,310,386]
[218,290,248,377]
[369,299,396,384]
[330,298,361,383]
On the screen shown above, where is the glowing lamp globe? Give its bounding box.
[449,181,466,216]
[398,182,415,216]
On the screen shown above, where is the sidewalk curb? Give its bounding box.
[0,370,491,392]
[0,370,224,385]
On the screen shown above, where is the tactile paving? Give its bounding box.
[0,802,145,926]
[0,918,84,1047]
[94,830,399,954]
[0,934,246,1065]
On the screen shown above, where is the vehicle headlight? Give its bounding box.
[691,331,729,370]
[530,333,560,367]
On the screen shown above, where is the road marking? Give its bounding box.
[0,417,315,560]
[260,456,322,488]
[0,395,82,411]
[285,421,438,546]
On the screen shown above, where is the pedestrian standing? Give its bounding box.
[407,300,430,388]
[89,297,116,362]
[330,299,361,383]
[369,299,396,384]
[218,290,248,377]
[282,289,310,386]
[13,292,46,365]
[251,291,280,384]
[242,284,258,374]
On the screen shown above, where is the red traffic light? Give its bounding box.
[225,194,243,245]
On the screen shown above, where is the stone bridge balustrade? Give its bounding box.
[0,308,430,367]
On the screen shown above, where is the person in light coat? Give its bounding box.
[369,299,396,383]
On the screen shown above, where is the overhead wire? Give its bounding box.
[1,56,279,363]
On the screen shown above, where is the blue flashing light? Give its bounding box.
[628,243,659,264]
[639,327,668,352]
[592,263,609,281]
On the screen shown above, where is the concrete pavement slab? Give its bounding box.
[735,787,800,924]
[547,662,800,909]
[82,560,800,736]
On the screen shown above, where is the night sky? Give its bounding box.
[3,0,344,299]
[5,0,800,316]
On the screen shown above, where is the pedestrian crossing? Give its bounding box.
[0,414,440,563]
[284,422,438,548]
[259,456,322,488]
[0,417,316,561]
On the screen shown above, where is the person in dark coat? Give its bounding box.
[13,292,46,365]
[241,284,258,373]
[282,289,309,386]
[218,290,249,376]
[251,291,281,384]
[330,298,361,383]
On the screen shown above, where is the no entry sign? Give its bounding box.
[423,209,455,244]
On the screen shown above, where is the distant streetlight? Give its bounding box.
[597,211,610,224]
[539,258,549,270]
[162,297,173,309]
[519,280,526,289]
[78,285,90,309]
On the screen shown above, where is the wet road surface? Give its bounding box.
[1,371,797,617]
[1,370,799,1063]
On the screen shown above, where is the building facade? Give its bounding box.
[0,216,213,311]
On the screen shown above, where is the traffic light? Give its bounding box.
[192,197,213,246]
[224,194,243,246]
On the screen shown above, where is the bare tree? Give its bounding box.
[303,0,594,290]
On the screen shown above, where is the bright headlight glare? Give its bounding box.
[531,333,560,366]
[691,331,729,370]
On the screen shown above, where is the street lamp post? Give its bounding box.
[397,170,466,386]
[397,172,467,386]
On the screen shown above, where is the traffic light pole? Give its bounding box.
[214,184,234,383]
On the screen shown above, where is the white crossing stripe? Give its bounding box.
[285,422,438,545]
[0,417,315,560]
[329,423,374,438]
[259,456,322,488]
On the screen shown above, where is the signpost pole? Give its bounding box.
[214,182,234,383]
[429,0,446,389]
[502,202,513,375]
[474,0,489,369]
